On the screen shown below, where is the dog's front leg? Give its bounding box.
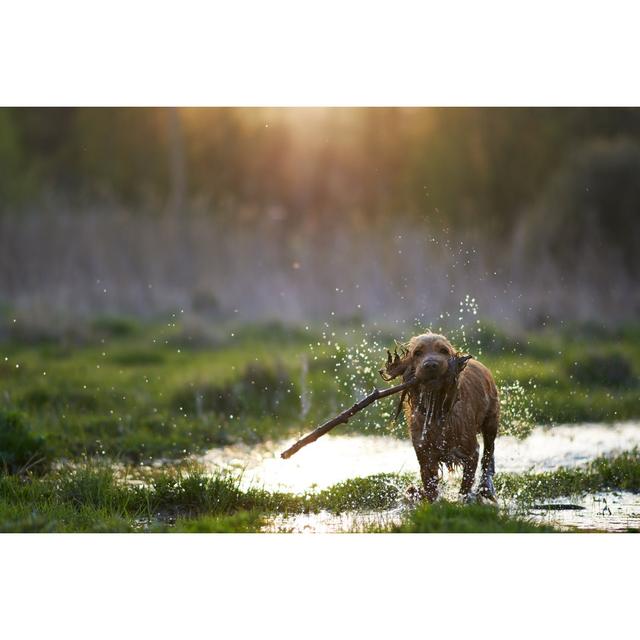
[421,464,440,502]
[459,442,480,502]
[414,447,440,502]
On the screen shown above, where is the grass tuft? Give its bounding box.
[312,473,414,513]
[0,409,50,475]
[390,502,557,533]
[495,448,640,503]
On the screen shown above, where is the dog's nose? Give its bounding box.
[423,360,439,370]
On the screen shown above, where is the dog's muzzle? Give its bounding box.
[417,358,443,380]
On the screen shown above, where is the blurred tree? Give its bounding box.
[0,109,33,203]
[2,106,640,242]
[167,108,187,214]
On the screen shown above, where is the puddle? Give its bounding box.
[200,421,640,493]
[523,492,640,532]
[197,421,640,533]
[264,492,640,533]
[266,507,407,533]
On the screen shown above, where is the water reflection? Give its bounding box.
[198,421,640,533]
[200,421,640,493]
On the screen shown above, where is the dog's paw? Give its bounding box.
[478,481,497,503]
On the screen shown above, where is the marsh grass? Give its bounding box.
[387,502,557,533]
[0,410,50,475]
[1,318,639,532]
[0,462,300,532]
[1,318,639,465]
[2,449,639,532]
[566,351,635,388]
[169,511,267,533]
[0,464,508,533]
[171,361,297,418]
[495,448,640,503]
[311,473,415,513]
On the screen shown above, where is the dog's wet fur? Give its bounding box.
[382,332,499,502]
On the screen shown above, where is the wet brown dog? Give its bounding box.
[381,332,499,502]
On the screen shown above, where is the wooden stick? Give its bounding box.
[280,378,416,459]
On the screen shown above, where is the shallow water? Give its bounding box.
[199,421,640,533]
[524,492,640,532]
[263,492,640,533]
[266,507,407,533]
[200,421,640,493]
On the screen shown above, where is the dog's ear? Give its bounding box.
[443,352,472,388]
[379,346,411,381]
[453,353,473,374]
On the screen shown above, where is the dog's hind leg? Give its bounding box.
[478,412,498,501]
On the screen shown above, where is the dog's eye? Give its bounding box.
[440,347,450,355]
[413,349,423,357]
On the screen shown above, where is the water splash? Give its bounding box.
[434,294,483,355]
[499,380,536,439]
[331,332,395,434]
[299,354,310,419]
[309,295,539,440]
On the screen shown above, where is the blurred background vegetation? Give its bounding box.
[1,108,640,532]
[1,107,639,460]
[1,107,639,328]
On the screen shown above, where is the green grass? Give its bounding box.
[311,473,415,513]
[1,317,639,465]
[0,463,536,533]
[0,464,417,532]
[0,463,301,532]
[495,448,640,503]
[2,448,639,532]
[0,320,321,462]
[0,409,50,475]
[0,317,639,532]
[388,502,557,533]
[169,511,267,533]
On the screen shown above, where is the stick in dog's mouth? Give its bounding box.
[280,377,417,459]
[280,354,473,461]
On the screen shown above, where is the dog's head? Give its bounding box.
[380,332,472,386]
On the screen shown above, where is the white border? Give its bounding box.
[2,1,639,637]
[1,533,638,638]
[1,1,640,105]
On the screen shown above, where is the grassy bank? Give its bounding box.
[0,464,417,532]
[495,448,640,503]
[0,463,546,533]
[0,464,294,533]
[387,502,556,533]
[3,449,639,533]
[1,317,639,465]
